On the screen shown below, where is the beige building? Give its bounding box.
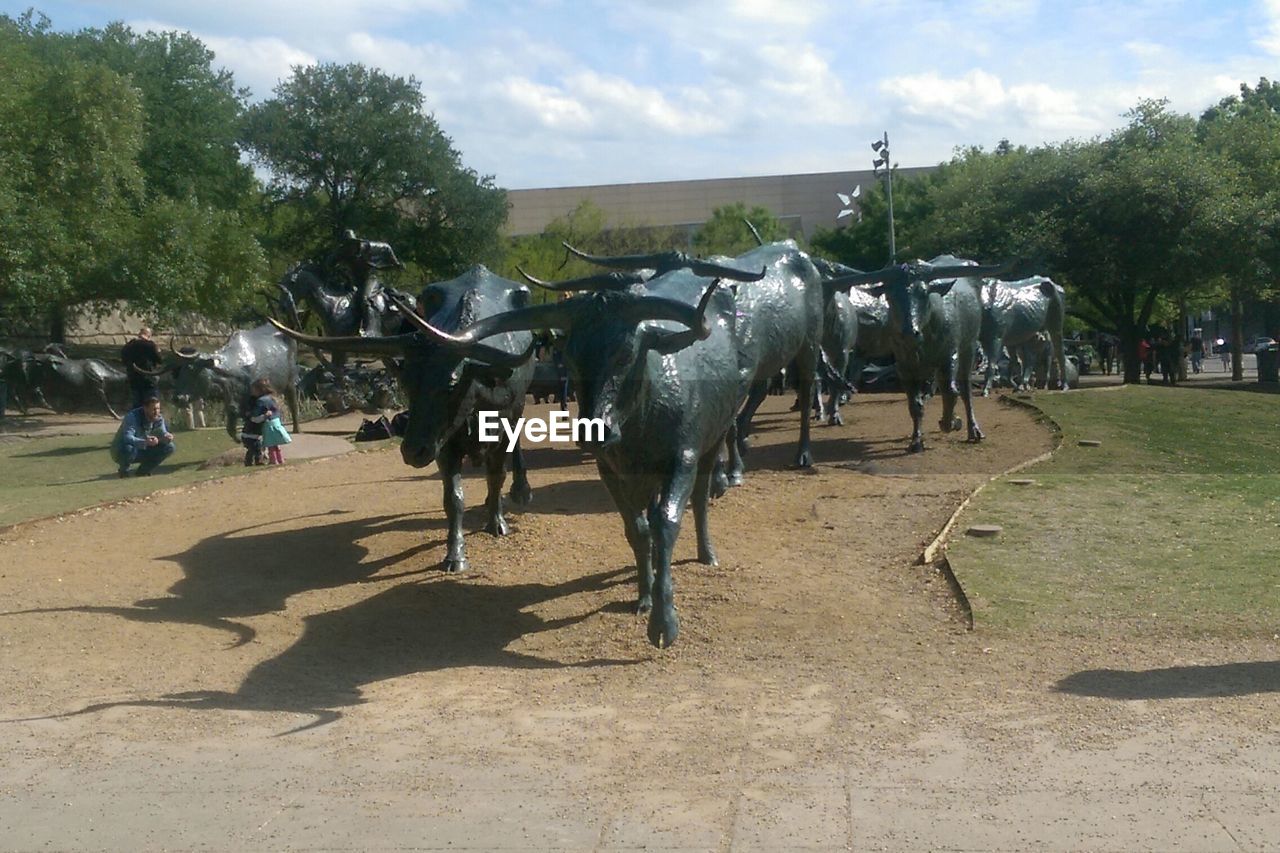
[504,166,935,240]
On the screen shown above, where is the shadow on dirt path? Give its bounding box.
[1055,660,1280,699]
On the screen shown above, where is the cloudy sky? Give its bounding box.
[10,1,1280,189]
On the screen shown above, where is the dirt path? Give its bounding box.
[2,394,1278,851]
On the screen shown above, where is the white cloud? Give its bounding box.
[1257,0,1280,53]
[880,69,1101,138]
[499,77,594,131]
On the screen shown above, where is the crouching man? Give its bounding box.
[111,394,175,478]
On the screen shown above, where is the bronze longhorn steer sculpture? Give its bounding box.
[978,276,1069,394]
[136,324,301,440]
[827,256,1012,453]
[562,241,825,492]
[271,266,537,574]
[458,257,761,648]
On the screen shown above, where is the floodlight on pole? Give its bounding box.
[871,131,896,263]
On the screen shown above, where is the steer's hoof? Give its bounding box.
[634,593,653,616]
[908,440,925,454]
[508,482,533,507]
[648,607,679,649]
[697,545,718,567]
[827,412,843,427]
[791,449,814,469]
[442,557,470,574]
[726,470,745,488]
[485,516,510,537]
[711,470,730,499]
[968,426,985,443]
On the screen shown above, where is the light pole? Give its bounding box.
[872,131,896,264]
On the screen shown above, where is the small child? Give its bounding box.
[240,390,264,467]
[251,378,292,465]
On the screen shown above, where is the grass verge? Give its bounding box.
[0,430,250,529]
[946,385,1280,638]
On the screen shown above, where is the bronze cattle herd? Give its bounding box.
[0,237,1070,648]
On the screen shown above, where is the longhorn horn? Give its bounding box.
[743,219,764,246]
[562,242,766,282]
[516,267,649,292]
[169,338,199,359]
[265,318,418,358]
[387,296,536,369]
[641,279,722,355]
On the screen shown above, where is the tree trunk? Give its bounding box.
[49,305,67,345]
[1231,296,1244,382]
[1120,327,1141,384]
[1177,300,1188,382]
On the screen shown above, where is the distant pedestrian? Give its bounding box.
[1098,334,1116,376]
[1218,339,1230,371]
[110,394,174,478]
[120,327,162,409]
[1138,337,1154,383]
[250,378,291,465]
[1189,330,1204,374]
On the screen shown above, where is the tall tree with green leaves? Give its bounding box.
[692,202,788,256]
[1199,79,1280,379]
[916,102,1229,382]
[0,13,267,335]
[70,23,257,210]
[499,200,684,304]
[809,170,936,270]
[242,62,507,280]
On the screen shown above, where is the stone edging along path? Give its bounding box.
[914,389,1085,629]
[914,383,1136,628]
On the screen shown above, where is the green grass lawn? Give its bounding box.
[947,385,1280,638]
[0,429,253,529]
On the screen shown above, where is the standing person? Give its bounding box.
[1138,336,1154,383]
[120,327,162,409]
[251,378,292,465]
[110,394,175,477]
[1219,338,1231,371]
[1098,334,1115,376]
[1189,329,1205,374]
[240,387,265,467]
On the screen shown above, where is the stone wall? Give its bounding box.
[0,302,234,349]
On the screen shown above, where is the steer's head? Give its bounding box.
[438,271,728,452]
[826,257,1009,345]
[266,293,535,469]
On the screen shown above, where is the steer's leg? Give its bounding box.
[508,444,533,506]
[482,444,510,537]
[648,459,697,648]
[600,467,652,613]
[906,381,927,453]
[692,445,719,567]
[730,379,769,485]
[711,432,731,499]
[98,383,121,420]
[982,338,1000,397]
[960,349,985,442]
[939,352,963,432]
[1049,326,1069,391]
[439,443,469,573]
[286,383,301,434]
[793,345,817,468]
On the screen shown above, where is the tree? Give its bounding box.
[499,200,683,304]
[70,23,257,211]
[242,63,507,280]
[809,171,936,270]
[0,13,267,336]
[913,102,1229,382]
[1199,79,1280,379]
[692,202,787,256]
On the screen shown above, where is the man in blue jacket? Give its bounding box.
[111,394,175,478]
